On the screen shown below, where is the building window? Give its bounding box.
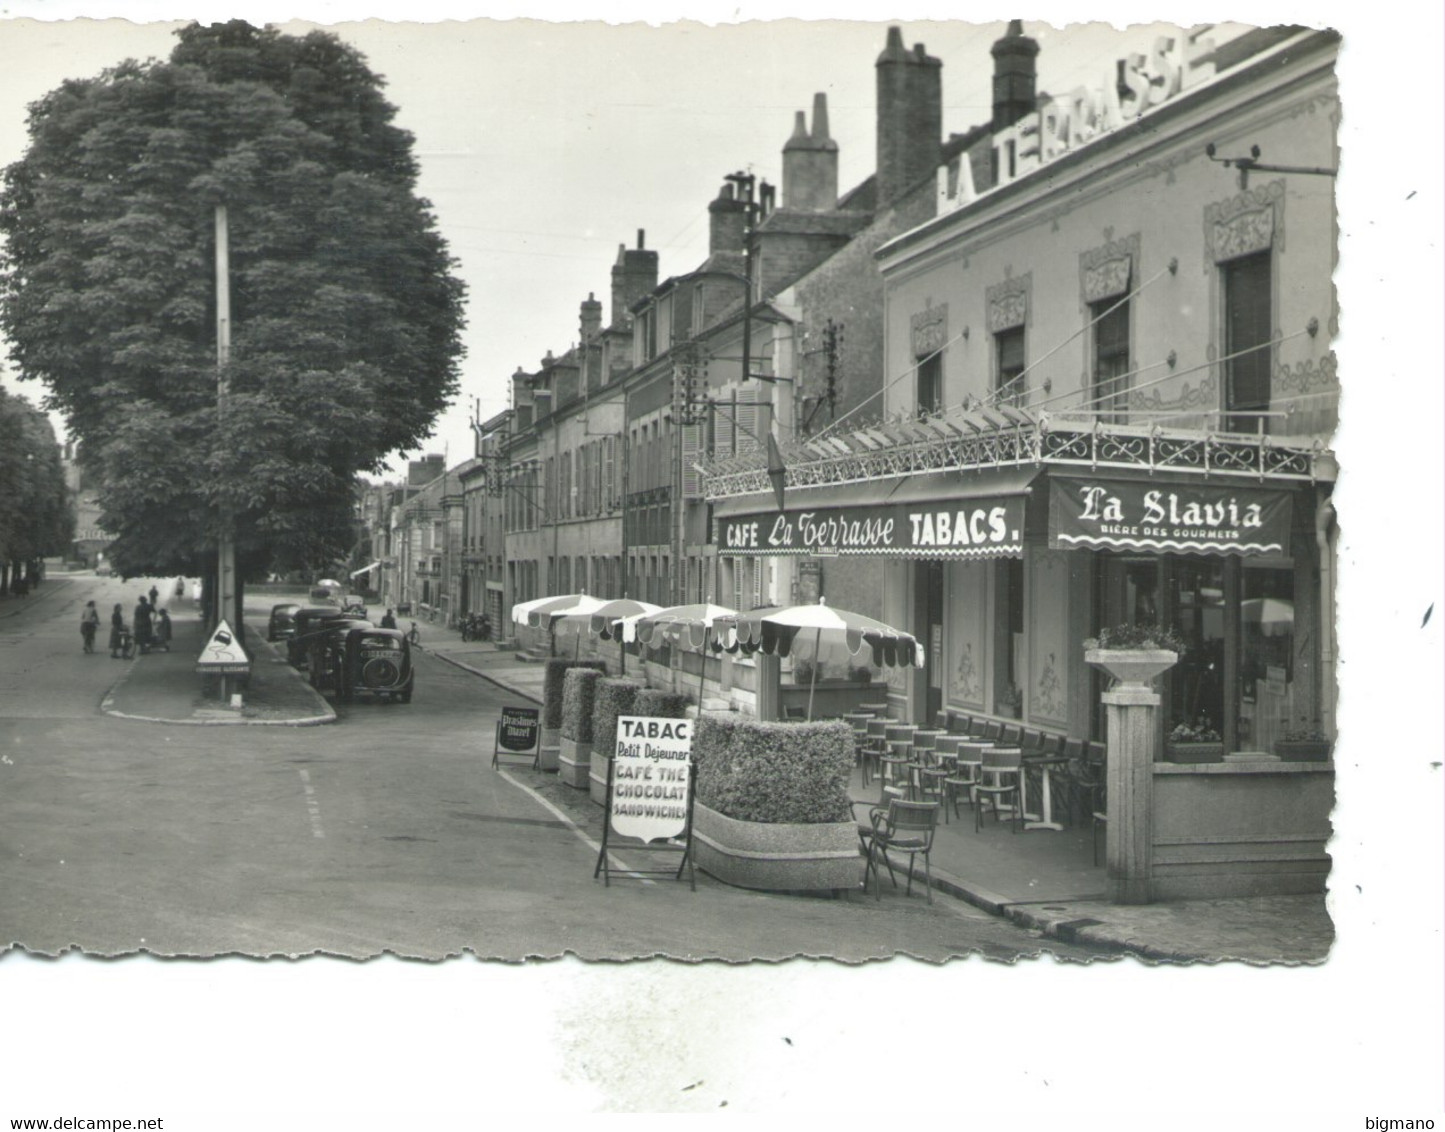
[1091,299,1130,424]
[995,327,1025,408]
[993,557,1024,719]
[916,352,942,417]
[1223,250,1272,432]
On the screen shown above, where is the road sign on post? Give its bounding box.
[196,617,251,704]
[594,715,696,889]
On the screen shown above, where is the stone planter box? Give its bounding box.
[539,726,561,772]
[558,736,592,788]
[1274,739,1333,762]
[589,748,611,806]
[1084,648,1178,689]
[691,801,863,894]
[1165,741,1225,764]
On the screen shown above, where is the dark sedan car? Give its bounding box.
[267,602,303,642]
[314,626,413,704]
[287,606,356,668]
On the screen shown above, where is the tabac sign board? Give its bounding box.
[609,716,692,842]
[718,494,1026,559]
[195,618,251,675]
[1049,476,1293,557]
[593,715,697,889]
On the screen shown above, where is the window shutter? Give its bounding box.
[734,389,761,457]
[603,438,615,509]
[681,423,702,498]
[713,395,734,457]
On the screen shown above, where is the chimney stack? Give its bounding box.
[875,27,943,208]
[991,19,1040,133]
[579,292,602,344]
[782,92,839,212]
[610,230,659,326]
[708,183,748,255]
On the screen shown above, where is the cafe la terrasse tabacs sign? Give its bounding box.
[718,494,1025,559]
[1049,476,1293,556]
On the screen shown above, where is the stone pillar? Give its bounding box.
[1103,685,1159,904]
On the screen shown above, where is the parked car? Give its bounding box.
[330,626,414,704]
[340,594,368,618]
[305,617,373,690]
[94,563,113,577]
[287,606,353,668]
[267,602,303,642]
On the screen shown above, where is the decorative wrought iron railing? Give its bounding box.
[701,406,1335,500]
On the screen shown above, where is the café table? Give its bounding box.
[1021,753,1071,831]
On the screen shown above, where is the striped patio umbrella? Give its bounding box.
[632,603,739,705]
[713,598,924,720]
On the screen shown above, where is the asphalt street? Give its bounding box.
[0,575,1109,963]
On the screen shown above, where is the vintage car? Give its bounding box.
[304,617,372,687]
[340,594,368,618]
[313,625,413,704]
[267,602,303,642]
[287,606,356,668]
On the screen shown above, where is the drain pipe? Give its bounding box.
[1314,494,1337,737]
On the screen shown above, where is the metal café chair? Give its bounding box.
[909,729,948,812]
[861,717,890,787]
[858,798,941,903]
[843,711,875,780]
[974,746,1024,833]
[1000,722,1024,747]
[879,723,917,799]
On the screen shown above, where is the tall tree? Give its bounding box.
[0,389,74,589]
[0,21,465,578]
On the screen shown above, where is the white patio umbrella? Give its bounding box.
[713,598,925,720]
[553,598,661,673]
[632,603,739,704]
[510,593,606,657]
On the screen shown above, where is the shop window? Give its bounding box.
[995,327,1025,408]
[1166,560,1227,741]
[1092,299,1130,424]
[1223,250,1272,432]
[1239,562,1296,753]
[916,352,942,417]
[993,557,1024,719]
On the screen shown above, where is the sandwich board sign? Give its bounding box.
[195,618,251,676]
[593,715,696,889]
[491,705,542,769]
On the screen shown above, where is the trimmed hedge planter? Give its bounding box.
[590,678,644,805]
[596,686,693,801]
[689,715,862,894]
[541,659,606,772]
[559,668,603,789]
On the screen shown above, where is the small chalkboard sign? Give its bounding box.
[491,705,541,769]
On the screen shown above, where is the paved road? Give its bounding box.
[0,576,1109,963]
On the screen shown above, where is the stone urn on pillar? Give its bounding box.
[1084,626,1184,905]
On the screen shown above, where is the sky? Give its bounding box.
[0,10,1255,479]
[2,0,1442,1124]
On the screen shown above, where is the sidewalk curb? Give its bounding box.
[98,625,336,727]
[427,648,543,705]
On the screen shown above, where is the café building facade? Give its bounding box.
[705,25,1340,766]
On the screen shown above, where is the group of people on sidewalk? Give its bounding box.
[81,582,178,658]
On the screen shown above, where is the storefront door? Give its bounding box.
[916,561,945,724]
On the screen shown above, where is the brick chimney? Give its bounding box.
[991,19,1040,132]
[708,183,748,255]
[782,92,839,211]
[610,230,659,326]
[579,292,602,344]
[875,26,942,208]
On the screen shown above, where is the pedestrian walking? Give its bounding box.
[80,600,100,654]
[148,584,159,609]
[154,608,172,652]
[133,595,153,653]
[192,580,202,604]
[109,603,125,659]
[175,577,185,600]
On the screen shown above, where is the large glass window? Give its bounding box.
[916,352,942,416]
[1092,299,1130,424]
[995,327,1025,408]
[1166,559,1227,741]
[1239,562,1296,753]
[1223,250,1272,432]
